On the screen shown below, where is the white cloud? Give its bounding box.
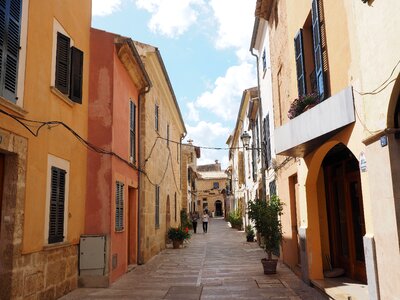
[92,0,122,16]
[194,63,256,121]
[185,121,230,168]
[186,102,200,122]
[135,0,205,38]
[209,0,255,51]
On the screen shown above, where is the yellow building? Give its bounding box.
[134,41,186,263]
[255,0,400,298]
[181,140,200,213]
[196,161,227,217]
[0,0,91,298]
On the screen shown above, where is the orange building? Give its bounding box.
[83,28,150,286]
[0,0,91,298]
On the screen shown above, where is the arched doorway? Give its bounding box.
[322,143,366,283]
[215,200,222,216]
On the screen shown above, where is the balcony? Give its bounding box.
[274,86,355,157]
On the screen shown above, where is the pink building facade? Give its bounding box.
[85,28,150,285]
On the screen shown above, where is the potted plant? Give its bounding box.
[245,225,255,242]
[167,226,190,249]
[287,92,319,119]
[248,195,284,274]
[228,209,243,230]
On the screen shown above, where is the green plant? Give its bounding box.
[245,225,255,241]
[287,92,319,119]
[248,196,283,260]
[228,209,243,230]
[167,226,191,241]
[180,209,192,229]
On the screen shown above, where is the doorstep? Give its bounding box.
[311,277,369,300]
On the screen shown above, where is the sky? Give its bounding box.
[92,0,257,168]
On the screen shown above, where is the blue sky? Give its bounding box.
[92,0,257,168]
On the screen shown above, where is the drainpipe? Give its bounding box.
[250,17,267,203]
[137,85,151,265]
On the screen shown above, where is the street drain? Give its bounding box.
[164,286,203,299]
[255,278,285,288]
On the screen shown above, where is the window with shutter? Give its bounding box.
[155,185,160,228]
[48,166,66,244]
[0,0,22,102]
[238,151,244,185]
[294,29,306,97]
[311,0,325,100]
[55,32,70,95]
[155,104,159,131]
[263,116,272,168]
[69,46,83,103]
[130,101,136,162]
[115,181,124,231]
[269,180,277,196]
[167,124,170,147]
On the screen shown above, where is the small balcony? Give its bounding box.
[274,86,355,157]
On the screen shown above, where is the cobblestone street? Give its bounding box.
[62,218,327,299]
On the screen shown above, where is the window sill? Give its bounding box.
[50,86,75,107]
[0,96,28,117]
[43,241,72,251]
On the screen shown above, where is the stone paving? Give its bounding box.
[61,218,328,299]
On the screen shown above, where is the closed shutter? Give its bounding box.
[48,167,66,244]
[294,29,306,97]
[130,101,136,161]
[69,46,83,103]
[55,32,70,94]
[115,182,124,231]
[238,151,244,185]
[263,116,271,168]
[155,185,160,227]
[0,0,22,102]
[311,0,325,100]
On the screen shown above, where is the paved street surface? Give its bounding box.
[62,218,327,299]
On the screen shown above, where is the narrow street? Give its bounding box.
[62,218,327,299]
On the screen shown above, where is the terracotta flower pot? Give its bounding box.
[172,240,182,249]
[261,258,278,274]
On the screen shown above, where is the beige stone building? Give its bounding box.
[181,140,200,213]
[253,0,400,299]
[134,41,186,263]
[196,161,228,217]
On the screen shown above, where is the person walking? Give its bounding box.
[191,211,199,233]
[202,210,209,233]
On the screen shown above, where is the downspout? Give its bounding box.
[250,17,267,202]
[137,85,150,265]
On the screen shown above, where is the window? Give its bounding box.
[130,101,136,163]
[262,49,267,72]
[269,180,277,196]
[55,32,84,103]
[174,192,177,222]
[294,0,327,101]
[167,124,170,147]
[115,181,124,231]
[0,0,22,102]
[48,166,66,244]
[213,182,219,189]
[263,115,272,168]
[155,104,159,131]
[255,117,260,158]
[155,185,160,228]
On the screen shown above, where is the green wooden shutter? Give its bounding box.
[311,0,325,100]
[294,29,306,97]
[0,0,22,102]
[115,182,124,231]
[155,185,160,227]
[69,46,83,103]
[263,116,271,169]
[55,32,70,94]
[48,167,66,244]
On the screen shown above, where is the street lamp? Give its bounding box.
[240,131,251,149]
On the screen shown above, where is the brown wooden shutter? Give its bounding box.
[0,0,22,102]
[55,32,70,94]
[238,151,244,185]
[48,166,66,244]
[69,46,83,103]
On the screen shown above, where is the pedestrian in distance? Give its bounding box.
[202,210,209,233]
[191,211,199,233]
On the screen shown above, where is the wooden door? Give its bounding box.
[0,154,4,236]
[128,188,137,265]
